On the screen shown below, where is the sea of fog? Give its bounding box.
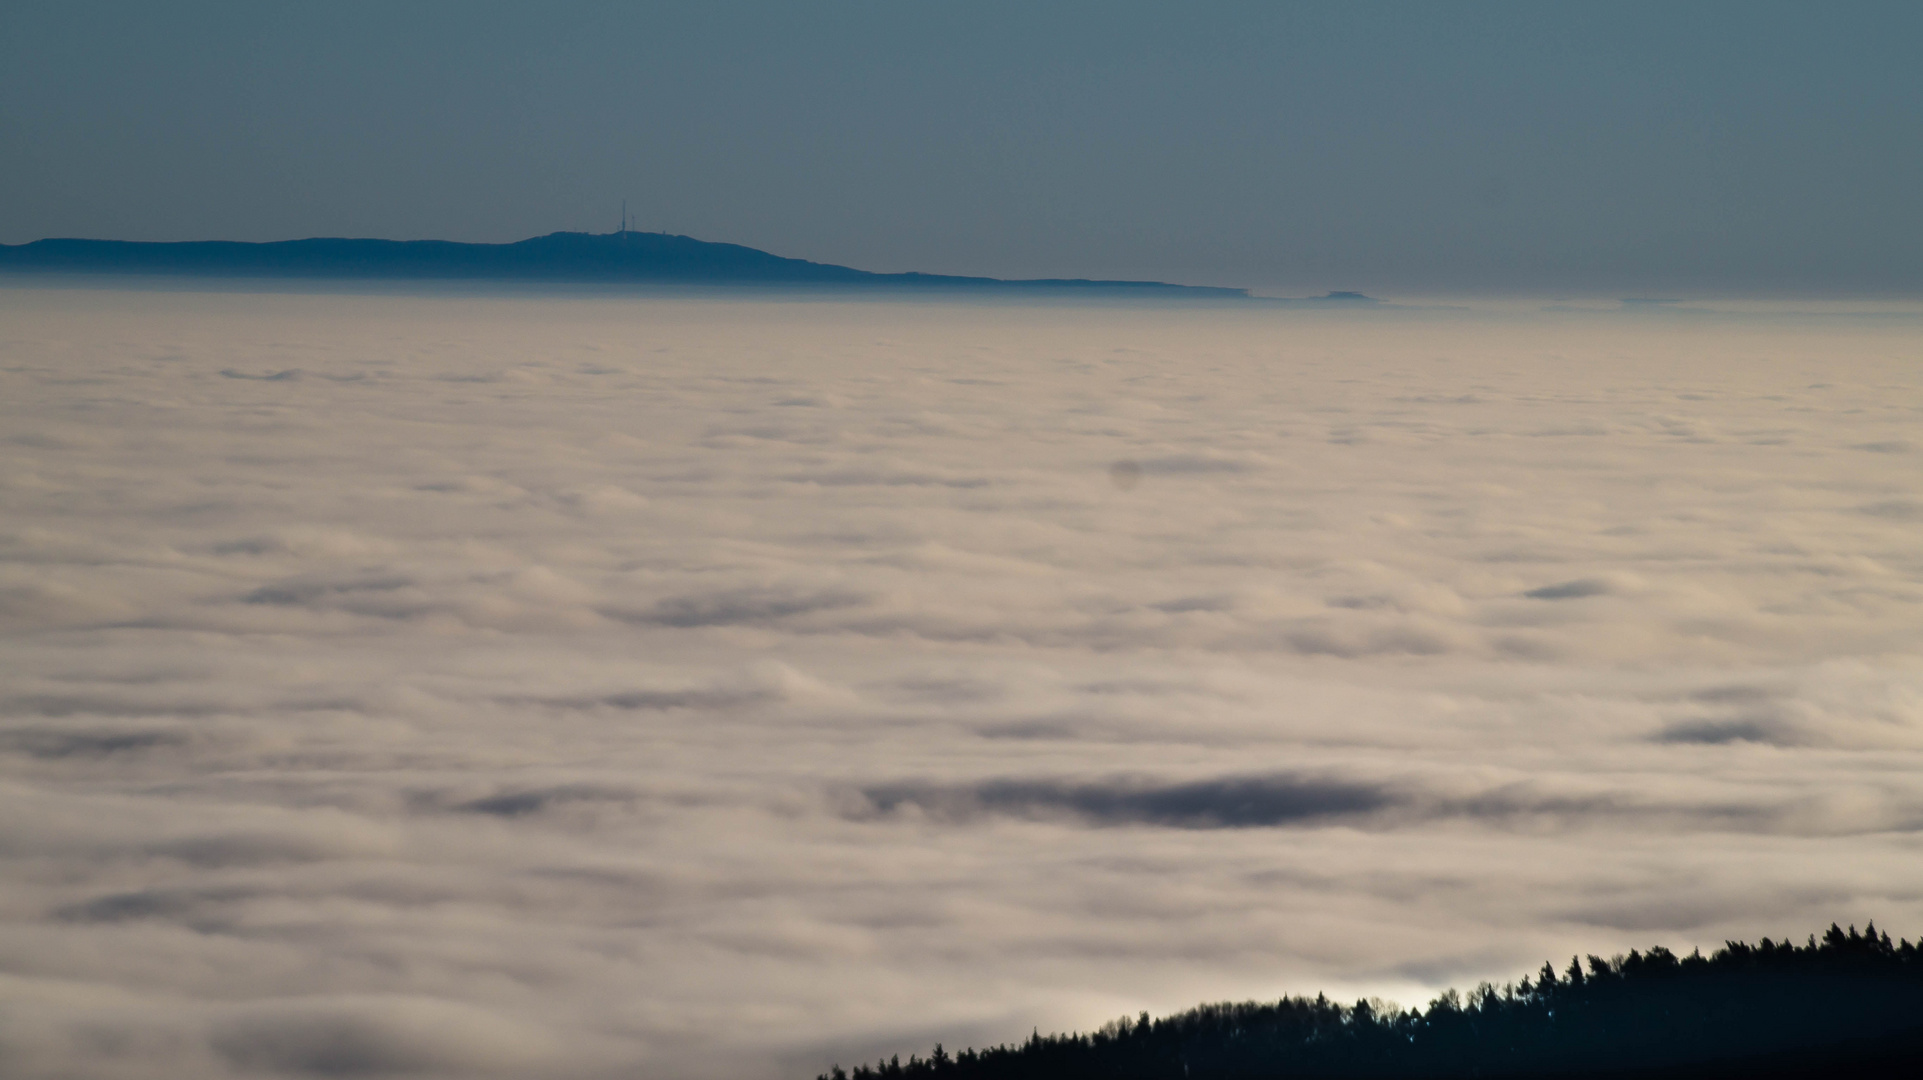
[3,285,1922,1080]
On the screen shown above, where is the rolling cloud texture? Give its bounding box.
[3,288,1923,1078]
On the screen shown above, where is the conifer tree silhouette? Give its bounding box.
[821,926,1923,1080]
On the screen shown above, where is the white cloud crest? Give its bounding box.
[3,287,1923,1078]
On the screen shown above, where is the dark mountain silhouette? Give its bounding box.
[0,230,1250,297]
[822,924,1923,1080]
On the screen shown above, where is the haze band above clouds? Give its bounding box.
[3,288,1922,1079]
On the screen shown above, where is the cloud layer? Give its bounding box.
[3,287,1923,1079]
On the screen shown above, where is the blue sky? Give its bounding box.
[3,1,1920,294]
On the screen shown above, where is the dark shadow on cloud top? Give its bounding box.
[0,691,236,718]
[613,585,870,629]
[1656,718,1803,746]
[56,885,260,926]
[209,997,550,1077]
[1859,499,1923,521]
[1525,578,1616,600]
[855,774,1394,829]
[0,726,187,758]
[452,784,639,817]
[242,574,416,609]
[844,773,1844,835]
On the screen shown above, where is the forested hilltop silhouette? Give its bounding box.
[0,231,1249,297]
[825,925,1923,1080]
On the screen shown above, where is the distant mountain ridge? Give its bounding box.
[0,230,1250,297]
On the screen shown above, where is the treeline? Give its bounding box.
[823,924,1923,1079]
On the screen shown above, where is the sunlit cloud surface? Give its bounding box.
[3,288,1922,1079]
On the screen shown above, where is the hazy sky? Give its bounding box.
[4,1,1921,295]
